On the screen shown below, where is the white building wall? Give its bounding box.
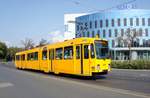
[64,13,87,40]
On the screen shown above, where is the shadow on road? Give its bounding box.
[16,68,107,80]
[0,62,107,80]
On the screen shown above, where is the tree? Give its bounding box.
[6,47,23,61]
[21,38,35,50]
[38,38,48,46]
[115,28,139,61]
[0,41,7,59]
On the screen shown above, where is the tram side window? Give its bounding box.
[27,52,38,60]
[84,45,89,59]
[27,53,30,60]
[56,48,63,60]
[16,55,20,61]
[34,52,38,60]
[27,53,33,60]
[42,50,47,60]
[21,54,25,61]
[76,46,80,59]
[30,53,34,60]
[91,44,95,58]
[64,46,73,59]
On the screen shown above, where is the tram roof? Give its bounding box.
[16,37,107,55]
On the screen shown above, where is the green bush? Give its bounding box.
[111,60,150,69]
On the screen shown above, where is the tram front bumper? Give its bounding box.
[92,70,108,75]
[91,63,111,75]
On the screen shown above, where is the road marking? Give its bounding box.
[0,82,14,88]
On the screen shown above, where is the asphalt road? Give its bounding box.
[0,62,150,98]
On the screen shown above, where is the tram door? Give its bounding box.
[75,44,90,75]
[75,45,83,75]
[82,44,90,75]
[40,47,49,72]
[49,49,54,72]
[21,54,26,69]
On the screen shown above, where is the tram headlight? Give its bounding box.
[97,64,100,70]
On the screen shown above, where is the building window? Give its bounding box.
[111,19,114,27]
[148,18,150,26]
[114,29,118,37]
[106,19,109,27]
[145,29,148,36]
[109,29,111,37]
[130,18,133,26]
[103,29,106,38]
[135,38,139,47]
[85,22,88,27]
[80,26,83,31]
[84,22,88,30]
[148,40,150,47]
[136,18,139,26]
[82,32,85,37]
[112,40,115,47]
[87,31,90,37]
[133,28,136,36]
[77,25,79,31]
[142,18,145,26]
[97,30,100,37]
[146,40,149,47]
[124,18,127,26]
[90,21,92,29]
[127,28,130,34]
[100,20,103,28]
[95,20,97,28]
[118,18,121,26]
[92,31,95,38]
[143,39,146,47]
[139,28,143,36]
[121,29,124,36]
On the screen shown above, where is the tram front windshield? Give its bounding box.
[95,40,109,59]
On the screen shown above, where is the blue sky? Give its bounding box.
[0,0,150,47]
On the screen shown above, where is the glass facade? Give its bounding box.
[76,10,150,60]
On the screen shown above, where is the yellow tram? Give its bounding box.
[15,37,111,76]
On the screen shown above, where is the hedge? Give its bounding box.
[111,60,150,69]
